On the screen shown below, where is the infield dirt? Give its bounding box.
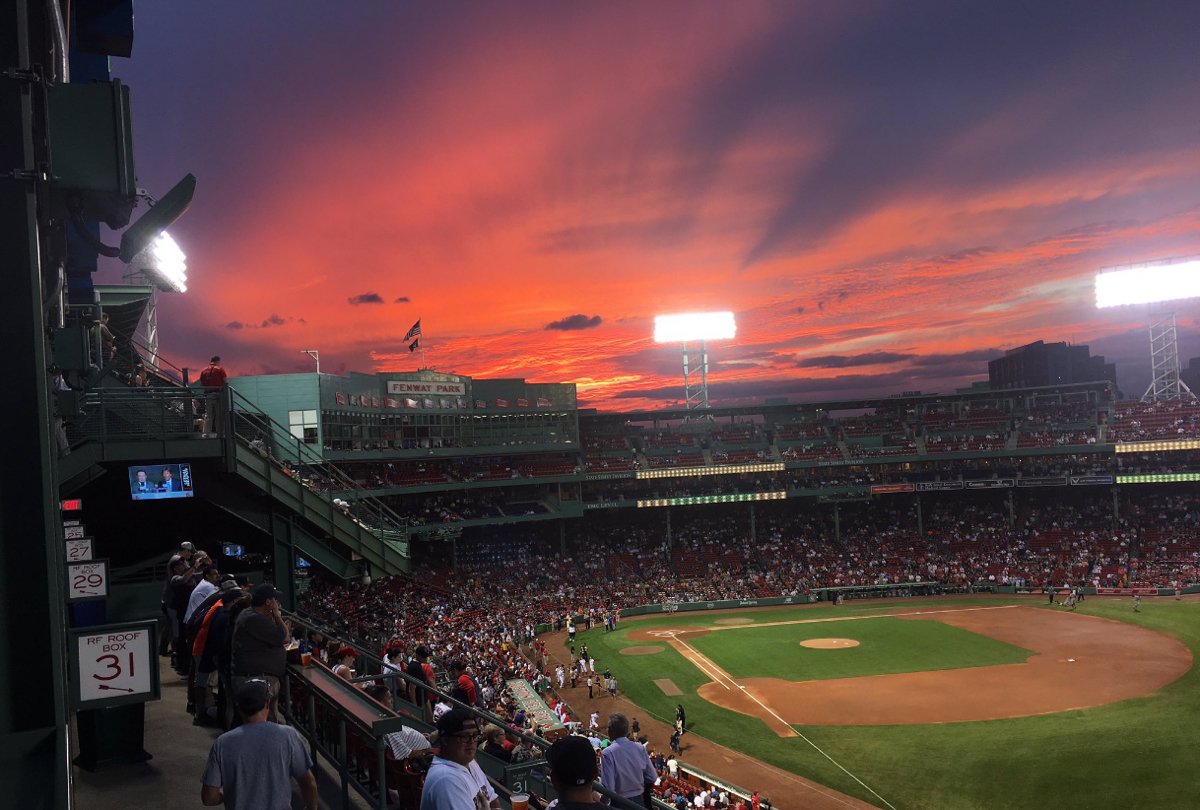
[549,599,1192,809]
[691,606,1190,726]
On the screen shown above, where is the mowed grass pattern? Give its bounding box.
[689,615,1031,681]
[580,597,1200,809]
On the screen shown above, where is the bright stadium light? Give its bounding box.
[654,311,737,343]
[1095,257,1200,401]
[125,231,188,373]
[653,311,737,413]
[130,231,187,293]
[1095,259,1200,309]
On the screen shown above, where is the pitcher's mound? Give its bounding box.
[801,638,860,649]
[621,646,665,656]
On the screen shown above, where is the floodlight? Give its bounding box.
[652,311,737,413]
[1095,257,1200,401]
[118,173,196,263]
[1095,259,1200,309]
[654,311,737,343]
[130,231,187,293]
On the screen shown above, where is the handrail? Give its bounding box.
[226,386,412,557]
[284,609,665,810]
[64,382,412,571]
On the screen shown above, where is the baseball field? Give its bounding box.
[573,595,1198,809]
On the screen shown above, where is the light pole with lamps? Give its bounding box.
[653,311,737,414]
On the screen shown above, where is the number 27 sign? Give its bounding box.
[70,620,160,708]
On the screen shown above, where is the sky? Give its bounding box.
[101,1,1200,410]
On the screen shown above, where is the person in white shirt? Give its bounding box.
[184,564,221,623]
[420,709,498,810]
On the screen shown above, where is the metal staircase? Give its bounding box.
[58,367,411,576]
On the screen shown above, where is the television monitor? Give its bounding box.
[295,556,311,569]
[129,462,194,500]
[222,543,245,558]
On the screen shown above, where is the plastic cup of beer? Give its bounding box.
[300,651,312,667]
[510,793,529,810]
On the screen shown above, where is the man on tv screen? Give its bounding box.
[132,469,153,495]
[158,467,182,492]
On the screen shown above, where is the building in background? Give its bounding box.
[988,341,1116,391]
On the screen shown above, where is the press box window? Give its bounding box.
[289,409,319,444]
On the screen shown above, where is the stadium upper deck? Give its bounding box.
[226,372,1200,542]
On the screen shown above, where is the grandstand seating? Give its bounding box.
[1110,399,1200,442]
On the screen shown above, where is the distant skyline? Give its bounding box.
[102,1,1200,409]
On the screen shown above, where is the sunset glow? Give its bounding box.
[104,2,1200,409]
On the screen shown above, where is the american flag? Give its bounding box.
[403,319,422,342]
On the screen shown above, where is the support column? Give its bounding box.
[271,514,296,611]
[833,503,841,543]
[1,3,70,806]
[915,495,924,536]
[749,502,756,542]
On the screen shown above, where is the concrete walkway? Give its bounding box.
[72,657,367,810]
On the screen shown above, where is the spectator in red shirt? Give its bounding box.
[450,660,477,705]
[198,355,228,436]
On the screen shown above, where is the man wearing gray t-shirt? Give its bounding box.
[202,680,316,810]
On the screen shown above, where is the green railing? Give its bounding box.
[283,611,662,810]
[63,351,413,573]
[228,386,411,559]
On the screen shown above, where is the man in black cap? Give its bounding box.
[547,734,606,808]
[231,583,291,723]
[420,708,497,810]
[201,679,316,810]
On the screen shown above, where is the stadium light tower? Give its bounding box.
[654,311,737,412]
[1095,257,1200,401]
[125,230,188,369]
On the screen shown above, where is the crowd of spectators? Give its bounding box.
[1109,399,1200,442]
[279,486,1200,808]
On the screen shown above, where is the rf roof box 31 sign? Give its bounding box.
[70,621,160,709]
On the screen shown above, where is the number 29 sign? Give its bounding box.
[70,620,160,708]
[66,559,109,602]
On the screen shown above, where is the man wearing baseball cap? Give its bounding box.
[420,708,498,810]
[547,734,606,808]
[231,583,291,723]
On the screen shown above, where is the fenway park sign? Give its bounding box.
[386,381,466,396]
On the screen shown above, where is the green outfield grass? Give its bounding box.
[578,597,1200,810]
[689,614,1031,681]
